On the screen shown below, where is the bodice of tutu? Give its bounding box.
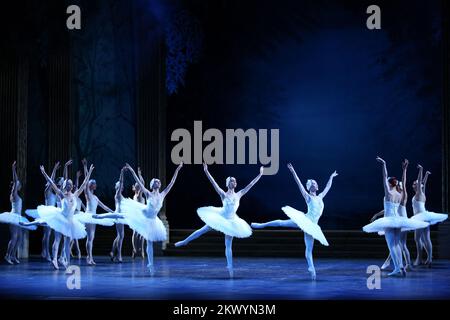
[11,197,22,215]
[61,196,77,219]
[75,197,82,211]
[143,195,163,218]
[45,191,57,207]
[306,196,324,223]
[412,197,426,215]
[86,194,98,213]
[384,200,399,217]
[221,194,240,219]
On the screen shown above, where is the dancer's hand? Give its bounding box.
[125,163,133,171]
[402,159,409,169]
[287,163,294,172]
[54,161,61,171]
[203,162,208,172]
[82,158,87,166]
[137,166,142,175]
[12,161,16,169]
[417,164,423,169]
[177,162,183,170]
[88,164,95,174]
[64,159,73,167]
[260,166,264,175]
[426,171,431,175]
[39,165,46,174]
[76,170,82,178]
[376,156,385,164]
[331,170,338,178]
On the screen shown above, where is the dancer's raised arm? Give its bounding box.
[422,170,431,194]
[40,165,63,198]
[416,164,424,196]
[45,161,61,194]
[238,166,264,197]
[370,210,385,222]
[125,163,150,195]
[75,170,82,190]
[97,199,114,213]
[319,170,338,198]
[74,164,94,198]
[10,161,19,201]
[63,159,73,181]
[203,163,225,198]
[115,168,125,200]
[400,159,409,205]
[162,162,183,197]
[376,156,390,196]
[287,163,309,201]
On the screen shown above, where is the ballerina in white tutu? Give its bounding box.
[131,167,146,259]
[411,165,448,266]
[70,170,86,259]
[121,162,182,274]
[21,164,95,269]
[176,163,264,278]
[110,168,126,262]
[25,161,60,262]
[369,159,428,271]
[79,159,116,265]
[251,163,336,280]
[0,161,37,264]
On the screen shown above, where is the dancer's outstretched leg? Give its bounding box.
[146,240,154,275]
[304,233,316,280]
[251,219,297,229]
[51,232,62,269]
[175,225,212,247]
[225,235,234,278]
[422,227,433,266]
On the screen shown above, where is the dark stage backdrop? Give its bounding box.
[0,0,444,234]
[166,0,443,230]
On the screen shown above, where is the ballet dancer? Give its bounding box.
[131,167,146,259]
[370,159,427,271]
[411,165,448,266]
[0,161,36,264]
[362,157,425,276]
[251,163,336,280]
[25,161,60,262]
[79,158,116,265]
[21,164,94,269]
[175,163,264,278]
[121,162,183,275]
[70,170,85,259]
[110,168,126,262]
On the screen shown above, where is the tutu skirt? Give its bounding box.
[120,198,167,241]
[0,212,37,230]
[363,216,428,234]
[412,211,448,226]
[75,212,115,226]
[36,205,87,239]
[197,206,252,238]
[281,206,328,246]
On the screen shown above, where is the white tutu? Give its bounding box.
[281,206,328,246]
[75,212,115,226]
[120,198,167,241]
[0,212,37,230]
[363,216,428,234]
[197,206,252,238]
[25,209,39,219]
[36,205,87,239]
[412,211,448,226]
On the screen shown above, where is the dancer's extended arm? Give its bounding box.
[416,164,424,196]
[63,159,73,181]
[400,159,409,206]
[370,210,384,222]
[203,163,225,198]
[10,161,19,201]
[238,166,264,197]
[319,170,338,198]
[125,163,150,195]
[422,170,431,194]
[287,163,309,201]
[376,156,390,197]
[75,164,94,198]
[40,165,64,199]
[162,162,183,197]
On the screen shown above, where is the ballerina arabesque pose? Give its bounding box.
[21,164,94,269]
[411,165,448,266]
[0,161,37,264]
[121,162,183,275]
[370,159,428,271]
[251,163,336,280]
[176,163,264,278]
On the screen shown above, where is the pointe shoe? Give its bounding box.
[4,256,14,265]
[12,257,20,264]
[77,253,81,259]
[227,266,234,278]
[388,269,403,277]
[308,267,316,281]
[413,258,422,267]
[51,259,59,270]
[381,260,390,270]
[131,250,136,259]
[424,259,432,268]
[174,241,185,247]
[117,256,123,263]
[147,264,155,275]
[109,252,115,262]
[46,255,52,262]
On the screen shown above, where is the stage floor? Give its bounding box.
[0,256,449,299]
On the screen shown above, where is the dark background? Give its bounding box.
[0,0,444,234]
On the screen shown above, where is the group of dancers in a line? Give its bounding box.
[0,156,447,279]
